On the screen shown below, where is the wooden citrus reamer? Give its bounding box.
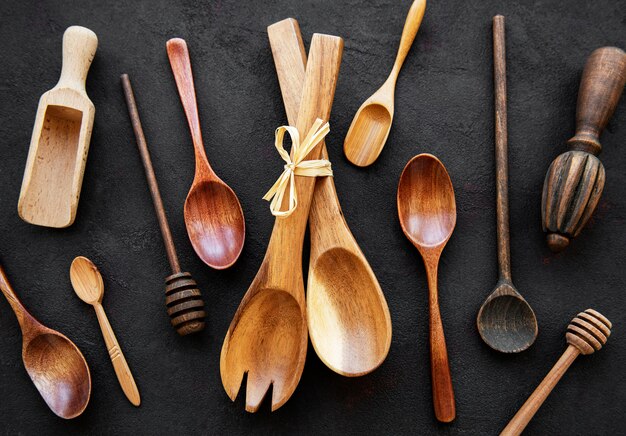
[501,309,612,435]
[220,33,343,412]
[18,26,98,228]
[542,47,626,252]
[121,74,205,336]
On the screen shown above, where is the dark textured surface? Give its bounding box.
[0,0,624,434]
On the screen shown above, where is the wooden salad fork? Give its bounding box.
[220,33,343,412]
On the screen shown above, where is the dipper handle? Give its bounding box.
[569,47,626,155]
[55,26,98,93]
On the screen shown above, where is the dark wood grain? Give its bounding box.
[121,74,205,336]
[476,15,538,354]
[501,309,612,435]
[166,38,245,270]
[0,264,91,419]
[397,153,456,423]
[542,47,626,252]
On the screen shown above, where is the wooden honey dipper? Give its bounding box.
[542,47,626,252]
[121,74,205,336]
[501,309,612,435]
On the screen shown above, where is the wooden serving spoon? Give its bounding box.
[70,256,140,406]
[397,153,456,422]
[501,309,611,435]
[343,0,426,167]
[268,18,391,376]
[0,264,91,419]
[220,33,343,412]
[166,38,245,270]
[476,16,537,354]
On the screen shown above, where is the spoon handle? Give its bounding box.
[0,265,37,332]
[391,0,426,77]
[166,38,210,170]
[493,15,512,282]
[94,303,141,406]
[426,262,456,422]
[501,345,580,436]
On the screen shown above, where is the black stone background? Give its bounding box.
[0,0,624,434]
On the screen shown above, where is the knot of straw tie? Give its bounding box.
[263,118,332,217]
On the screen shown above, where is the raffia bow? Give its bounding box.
[263,118,332,217]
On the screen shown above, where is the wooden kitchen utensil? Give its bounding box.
[166,38,245,269]
[18,26,98,228]
[343,0,426,167]
[121,74,205,336]
[476,16,538,354]
[220,33,343,412]
[501,309,611,436]
[542,47,626,252]
[70,256,140,406]
[268,18,391,377]
[397,153,456,422]
[0,264,91,419]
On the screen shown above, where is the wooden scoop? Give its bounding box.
[268,18,391,377]
[220,33,343,412]
[343,0,426,167]
[501,309,611,435]
[70,256,140,406]
[397,153,456,423]
[0,264,91,419]
[477,16,537,354]
[18,26,98,228]
[167,38,245,270]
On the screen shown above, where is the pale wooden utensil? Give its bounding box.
[268,18,391,377]
[70,256,140,406]
[18,26,98,228]
[476,16,537,354]
[343,0,426,167]
[220,33,343,412]
[167,38,245,270]
[397,153,456,422]
[0,264,91,418]
[501,309,611,436]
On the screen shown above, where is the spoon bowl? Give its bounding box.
[308,247,391,376]
[184,179,246,269]
[477,283,537,353]
[343,102,393,167]
[24,332,91,418]
[0,264,91,419]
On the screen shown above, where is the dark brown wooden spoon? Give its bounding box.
[476,16,537,354]
[397,153,456,422]
[167,38,245,270]
[0,264,91,419]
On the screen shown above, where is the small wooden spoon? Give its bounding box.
[397,153,456,423]
[0,264,91,419]
[476,16,537,354]
[70,256,140,406]
[167,38,245,270]
[220,34,343,412]
[343,0,426,167]
[268,18,391,376]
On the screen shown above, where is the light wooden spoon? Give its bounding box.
[268,18,391,376]
[0,264,91,419]
[343,0,426,167]
[70,256,140,406]
[167,38,245,270]
[220,34,343,412]
[397,153,456,422]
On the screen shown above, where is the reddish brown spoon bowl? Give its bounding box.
[0,265,91,419]
[167,38,245,269]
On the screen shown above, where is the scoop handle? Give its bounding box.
[569,47,626,155]
[94,303,141,406]
[391,0,426,77]
[55,26,98,93]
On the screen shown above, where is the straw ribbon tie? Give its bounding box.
[263,118,332,217]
